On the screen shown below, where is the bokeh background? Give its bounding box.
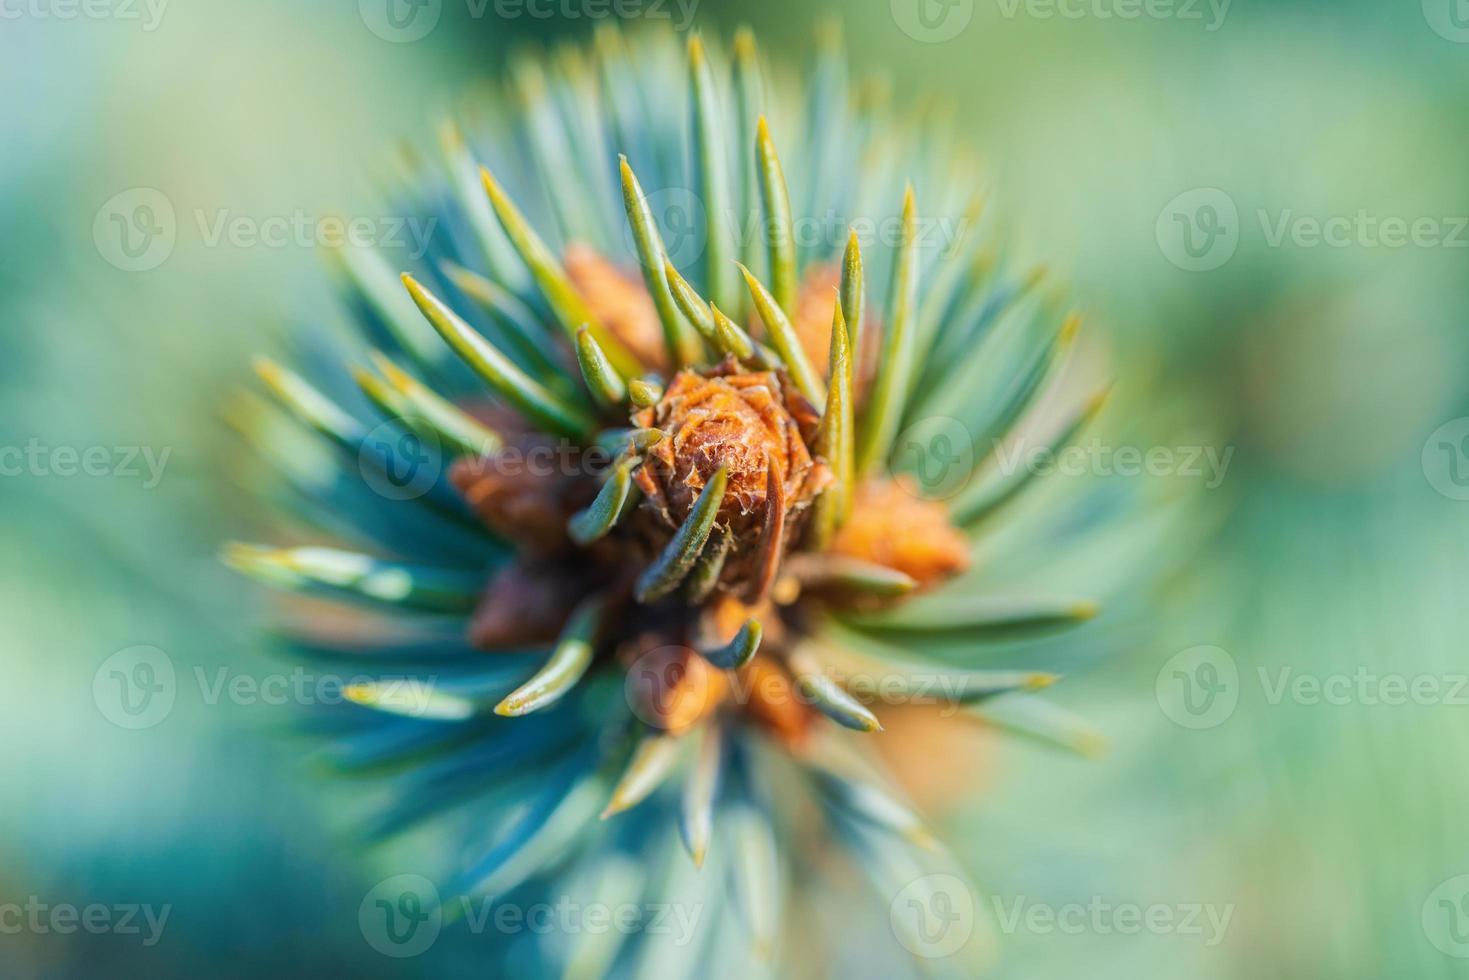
[3,0,1468,976]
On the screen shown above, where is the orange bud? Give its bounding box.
[564,243,669,372]
[632,362,828,595]
[740,655,816,748]
[830,477,970,590]
[625,643,728,735]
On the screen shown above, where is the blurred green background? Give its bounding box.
[3,0,1468,976]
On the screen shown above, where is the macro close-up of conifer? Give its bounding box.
[224,20,1155,978]
[15,1,1465,978]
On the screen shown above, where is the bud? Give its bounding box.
[625,642,729,734]
[565,243,669,371]
[467,561,587,648]
[633,361,830,593]
[789,261,842,372]
[830,477,970,589]
[742,654,818,748]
